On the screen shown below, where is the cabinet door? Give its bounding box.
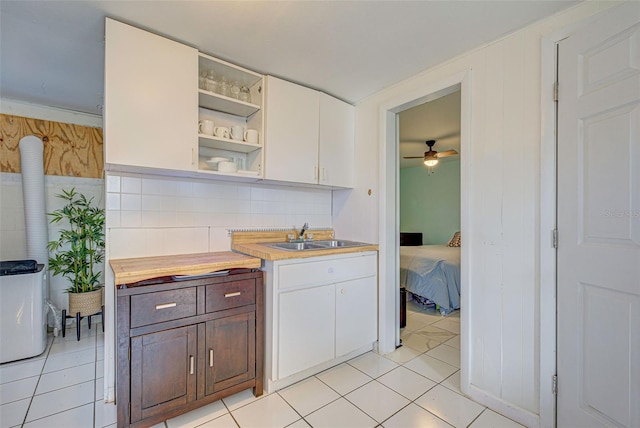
[104,18,198,171]
[204,312,256,396]
[335,276,377,357]
[264,76,319,184]
[319,93,355,188]
[130,325,197,423]
[278,285,334,379]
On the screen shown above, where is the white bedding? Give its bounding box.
[400,245,461,314]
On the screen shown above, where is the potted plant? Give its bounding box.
[47,188,105,317]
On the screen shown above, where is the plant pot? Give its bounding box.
[68,288,103,317]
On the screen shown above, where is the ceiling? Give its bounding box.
[399,90,461,169]
[0,1,579,117]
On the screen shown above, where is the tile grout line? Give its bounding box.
[19,335,54,427]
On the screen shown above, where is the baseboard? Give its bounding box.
[468,384,540,428]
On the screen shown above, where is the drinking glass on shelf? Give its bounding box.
[219,76,230,97]
[198,71,207,90]
[230,81,240,99]
[205,70,218,93]
[238,86,251,103]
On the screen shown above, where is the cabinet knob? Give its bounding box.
[341,289,346,295]
[209,349,214,367]
[189,356,195,375]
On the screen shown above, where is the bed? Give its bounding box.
[400,232,461,315]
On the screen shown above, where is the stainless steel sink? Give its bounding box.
[313,240,368,248]
[266,242,326,251]
[264,240,369,251]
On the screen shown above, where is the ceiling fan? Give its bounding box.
[403,140,458,166]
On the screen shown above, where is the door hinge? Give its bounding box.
[128,346,131,361]
[552,374,558,395]
[553,81,559,102]
[552,229,558,249]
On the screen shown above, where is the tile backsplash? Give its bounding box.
[106,172,332,259]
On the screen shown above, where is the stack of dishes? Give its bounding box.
[205,157,229,171]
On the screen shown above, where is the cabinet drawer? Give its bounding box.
[130,288,197,328]
[278,253,377,290]
[206,279,255,313]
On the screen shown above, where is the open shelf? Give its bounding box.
[198,90,261,117]
[198,134,262,153]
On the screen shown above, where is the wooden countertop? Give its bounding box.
[231,242,379,261]
[110,251,261,285]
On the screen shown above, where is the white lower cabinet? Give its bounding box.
[335,276,377,357]
[278,284,335,379]
[264,251,377,392]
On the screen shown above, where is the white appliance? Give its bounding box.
[0,260,47,363]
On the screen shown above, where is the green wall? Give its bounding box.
[399,160,460,245]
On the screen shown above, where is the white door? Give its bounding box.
[557,3,640,427]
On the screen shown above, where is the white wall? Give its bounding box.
[0,173,104,313]
[335,2,619,426]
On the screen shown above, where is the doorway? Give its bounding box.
[378,71,471,393]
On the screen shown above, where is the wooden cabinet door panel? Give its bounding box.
[130,325,197,422]
[205,312,256,395]
[278,285,335,379]
[264,76,319,184]
[335,276,377,357]
[104,18,198,171]
[319,93,355,188]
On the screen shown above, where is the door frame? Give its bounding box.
[378,69,471,392]
[539,4,620,427]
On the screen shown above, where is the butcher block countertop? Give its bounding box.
[110,251,261,285]
[230,229,378,261]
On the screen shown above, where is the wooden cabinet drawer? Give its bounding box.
[131,288,197,328]
[205,279,255,313]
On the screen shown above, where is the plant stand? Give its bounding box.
[62,305,104,341]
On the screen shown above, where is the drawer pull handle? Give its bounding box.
[224,292,241,298]
[189,356,194,375]
[209,349,214,367]
[155,302,177,310]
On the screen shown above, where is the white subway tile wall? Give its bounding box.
[0,172,104,312]
[106,172,332,259]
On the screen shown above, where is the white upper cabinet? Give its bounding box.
[319,93,355,188]
[264,76,355,188]
[263,76,320,185]
[104,18,198,172]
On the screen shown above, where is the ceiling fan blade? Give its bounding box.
[437,150,459,158]
[403,156,425,159]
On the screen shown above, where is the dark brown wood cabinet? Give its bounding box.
[117,270,264,428]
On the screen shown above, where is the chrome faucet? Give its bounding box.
[299,222,309,240]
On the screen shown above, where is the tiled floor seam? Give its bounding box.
[19,338,54,427]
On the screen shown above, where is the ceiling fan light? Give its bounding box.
[423,151,438,167]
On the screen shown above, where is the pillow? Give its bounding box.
[448,231,461,247]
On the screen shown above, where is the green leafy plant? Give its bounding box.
[47,188,105,293]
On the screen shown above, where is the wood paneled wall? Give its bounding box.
[0,114,103,178]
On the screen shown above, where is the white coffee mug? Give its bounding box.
[244,129,259,144]
[213,126,230,139]
[198,119,214,135]
[230,125,244,141]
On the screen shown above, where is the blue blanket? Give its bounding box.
[400,245,461,314]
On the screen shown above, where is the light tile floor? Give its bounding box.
[0,301,525,428]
